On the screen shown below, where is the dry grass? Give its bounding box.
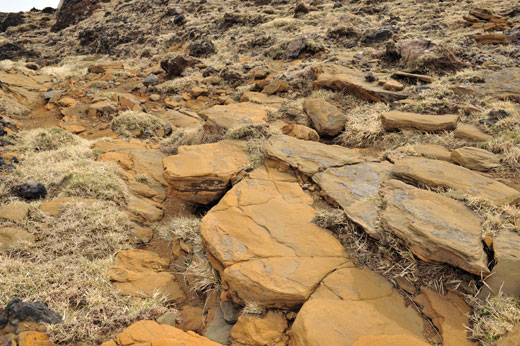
[336,102,389,148]
[15,127,79,152]
[241,302,266,316]
[463,196,520,238]
[0,96,30,118]
[160,128,200,155]
[111,111,164,138]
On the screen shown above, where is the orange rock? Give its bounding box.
[263,79,289,95]
[200,102,268,131]
[352,334,430,346]
[474,34,508,44]
[99,151,134,170]
[281,124,319,141]
[230,311,288,346]
[56,96,78,108]
[18,331,54,346]
[178,306,204,334]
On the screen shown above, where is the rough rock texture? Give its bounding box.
[381,111,458,131]
[0,203,29,222]
[109,249,185,301]
[290,266,426,346]
[392,157,520,205]
[100,320,221,346]
[230,311,288,346]
[352,335,430,346]
[381,179,489,275]
[200,166,347,308]
[454,124,493,142]
[162,140,250,204]
[204,307,232,345]
[450,147,500,171]
[200,103,267,131]
[265,135,363,175]
[313,161,392,239]
[413,144,451,161]
[0,228,35,250]
[303,98,347,136]
[497,324,520,346]
[281,124,319,141]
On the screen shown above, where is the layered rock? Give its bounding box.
[450,147,500,171]
[313,161,392,239]
[381,179,489,275]
[200,103,267,132]
[454,124,492,142]
[230,311,288,346]
[381,111,458,132]
[303,98,346,136]
[413,144,451,161]
[162,140,250,204]
[392,157,520,205]
[265,135,363,175]
[200,166,348,308]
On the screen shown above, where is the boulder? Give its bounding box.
[162,140,250,204]
[384,79,405,91]
[200,103,268,131]
[392,157,520,205]
[265,135,363,176]
[381,179,489,275]
[161,54,202,78]
[127,196,164,223]
[0,228,35,250]
[381,111,458,132]
[100,320,221,346]
[303,98,347,136]
[413,144,451,161]
[204,307,232,345]
[450,147,500,171]
[313,161,393,239]
[290,266,426,346]
[281,124,319,141]
[230,311,288,346]
[200,166,348,308]
[454,124,492,142]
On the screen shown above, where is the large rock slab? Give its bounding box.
[290,266,426,346]
[200,102,267,131]
[312,65,407,102]
[265,135,363,175]
[303,98,347,136]
[162,140,250,204]
[452,68,520,100]
[381,111,458,131]
[392,157,520,205]
[313,161,392,239]
[381,179,489,275]
[200,166,348,308]
[450,147,500,171]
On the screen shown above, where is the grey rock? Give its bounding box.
[143,74,159,87]
[156,311,177,327]
[204,307,233,345]
[220,301,240,324]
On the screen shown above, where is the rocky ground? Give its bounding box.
[0,0,520,345]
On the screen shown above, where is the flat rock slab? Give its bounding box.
[265,135,363,175]
[162,140,250,204]
[454,123,492,142]
[201,166,348,308]
[303,98,346,136]
[451,147,500,171]
[381,179,489,275]
[313,161,392,239]
[392,157,520,205]
[0,227,35,250]
[453,68,520,100]
[312,65,407,102]
[200,102,268,131]
[290,266,426,346]
[413,144,451,161]
[382,111,458,131]
[0,203,29,221]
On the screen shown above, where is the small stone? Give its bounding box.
[14,182,47,200]
[451,147,500,171]
[365,71,378,82]
[384,79,405,91]
[178,306,204,334]
[174,14,186,25]
[156,311,177,327]
[454,123,492,142]
[150,94,161,101]
[143,74,159,87]
[204,308,233,345]
[220,301,240,324]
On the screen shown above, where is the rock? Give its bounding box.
[454,124,492,142]
[263,79,289,95]
[189,39,216,57]
[41,90,64,101]
[0,13,25,33]
[161,54,201,78]
[128,196,164,222]
[14,183,47,200]
[450,147,500,171]
[291,266,426,346]
[88,100,117,119]
[0,228,35,250]
[0,203,29,221]
[286,36,307,59]
[413,144,451,161]
[150,94,161,101]
[294,3,309,17]
[204,308,232,345]
[174,14,186,25]
[313,65,407,102]
[414,287,475,346]
[200,166,347,308]
[381,179,489,275]
[381,111,459,132]
[364,71,378,82]
[240,92,285,106]
[352,335,430,346]
[384,79,405,91]
[281,124,319,141]
[391,71,434,84]
[303,98,347,136]
[88,65,105,74]
[58,122,86,134]
[17,331,53,346]
[178,306,204,333]
[400,39,436,63]
[219,301,240,324]
[313,161,393,239]
[100,320,220,346]
[474,34,508,45]
[265,135,363,175]
[392,157,520,205]
[156,311,178,327]
[142,74,159,87]
[162,140,250,204]
[362,27,393,44]
[200,103,267,131]
[39,197,97,216]
[4,298,62,325]
[497,324,520,346]
[132,226,153,244]
[230,311,288,346]
[480,231,520,297]
[452,68,520,101]
[109,249,185,301]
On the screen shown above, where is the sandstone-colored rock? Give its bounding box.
[480,231,520,297]
[0,203,29,221]
[303,98,347,136]
[312,65,407,102]
[265,135,363,175]
[281,124,319,141]
[100,320,221,346]
[240,92,285,106]
[88,100,117,118]
[200,103,267,131]
[474,33,508,44]
[313,161,392,239]
[39,197,98,216]
[119,93,141,110]
[381,111,458,131]
[178,306,204,334]
[392,157,520,205]
[413,144,451,161]
[230,311,288,346]
[497,324,520,346]
[450,147,500,171]
[162,140,250,204]
[454,123,492,142]
[352,335,430,346]
[452,68,520,101]
[128,195,163,222]
[58,121,86,134]
[381,179,489,275]
[157,109,203,130]
[100,151,134,170]
[0,227,35,250]
[290,266,426,346]
[392,71,434,83]
[201,166,347,308]
[414,287,475,346]
[109,249,185,301]
[384,79,405,91]
[263,79,289,95]
[17,331,54,346]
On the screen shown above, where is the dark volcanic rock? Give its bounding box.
[0,42,39,61]
[14,182,47,200]
[0,13,25,33]
[161,54,201,78]
[3,298,62,326]
[52,0,109,32]
[188,39,216,57]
